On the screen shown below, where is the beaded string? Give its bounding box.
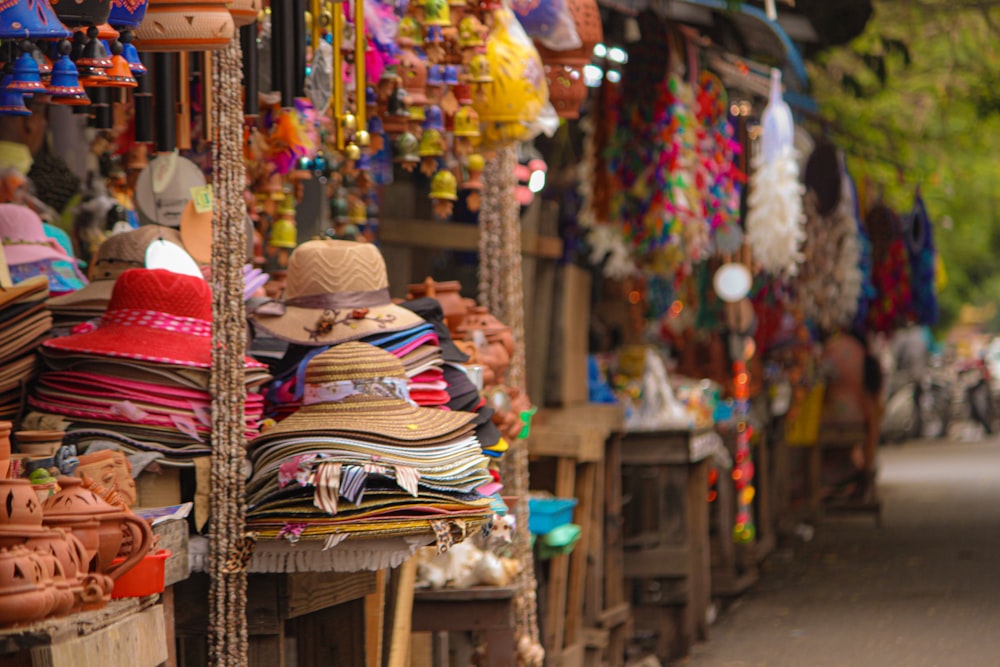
[208,34,250,667]
[480,145,543,664]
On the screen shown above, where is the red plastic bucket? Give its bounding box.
[111,549,171,598]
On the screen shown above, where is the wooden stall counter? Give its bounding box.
[620,427,714,662]
[0,597,168,667]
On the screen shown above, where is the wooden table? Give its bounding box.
[411,586,517,667]
[621,428,713,662]
[0,597,167,667]
[527,404,628,667]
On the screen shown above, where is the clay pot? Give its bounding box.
[534,0,602,68]
[13,430,64,457]
[0,479,44,530]
[51,0,115,27]
[0,546,54,626]
[33,551,75,617]
[455,307,515,385]
[0,421,10,479]
[406,278,468,332]
[228,0,261,27]
[544,64,587,120]
[42,478,153,581]
[134,0,235,52]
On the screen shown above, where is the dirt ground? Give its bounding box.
[682,437,1000,667]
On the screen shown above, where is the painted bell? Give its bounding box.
[77,37,113,69]
[545,64,586,119]
[423,0,450,26]
[393,132,420,163]
[426,64,444,87]
[108,0,151,29]
[268,218,298,249]
[0,0,72,39]
[422,104,444,131]
[347,198,368,223]
[429,170,458,200]
[398,16,421,46]
[121,40,146,75]
[463,153,485,189]
[52,0,114,27]
[0,78,30,116]
[408,104,426,124]
[6,51,48,94]
[228,0,262,28]
[468,54,492,83]
[417,129,444,157]
[47,53,89,101]
[103,53,138,87]
[457,16,484,48]
[442,65,460,86]
[452,106,480,137]
[135,0,235,52]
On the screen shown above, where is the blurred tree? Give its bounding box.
[808,0,1000,331]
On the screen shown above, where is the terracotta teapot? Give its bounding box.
[406,277,468,332]
[42,478,153,582]
[0,546,55,626]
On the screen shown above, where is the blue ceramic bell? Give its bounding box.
[121,40,146,76]
[0,77,30,116]
[47,52,87,98]
[108,0,150,30]
[427,65,444,87]
[443,65,460,86]
[6,50,48,94]
[368,115,384,135]
[0,0,72,40]
[422,104,445,132]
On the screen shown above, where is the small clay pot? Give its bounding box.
[406,278,468,332]
[0,546,53,627]
[13,430,64,457]
[0,479,44,530]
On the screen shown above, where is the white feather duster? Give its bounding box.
[745,146,806,276]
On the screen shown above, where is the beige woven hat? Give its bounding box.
[48,225,185,311]
[251,240,423,345]
[253,342,475,443]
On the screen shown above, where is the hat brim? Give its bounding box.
[4,242,73,266]
[47,279,115,311]
[255,398,477,443]
[252,302,425,346]
[0,275,48,309]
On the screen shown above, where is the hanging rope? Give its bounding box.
[480,145,543,666]
[209,34,250,667]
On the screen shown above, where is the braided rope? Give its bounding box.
[208,34,249,667]
[480,145,542,664]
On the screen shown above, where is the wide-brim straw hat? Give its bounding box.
[254,341,475,443]
[251,240,424,346]
[48,225,185,312]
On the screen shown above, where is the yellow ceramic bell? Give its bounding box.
[452,106,481,138]
[423,0,451,26]
[269,218,298,249]
[457,16,485,48]
[468,53,493,83]
[398,16,422,46]
[417,129,445,157]
[429,170,459,200]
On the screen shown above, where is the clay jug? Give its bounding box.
[50,0,115,27]
[135,0,235,52]
[544,64,586,119]
[42,478,153,581]
[228,0,261,27]
[534,0,602,68]
[406,278,467,332]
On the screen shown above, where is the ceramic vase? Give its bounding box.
[134,0,235,52]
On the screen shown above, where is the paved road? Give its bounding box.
[684,438,1000,667]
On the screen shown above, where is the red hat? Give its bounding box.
[43,268,261,369]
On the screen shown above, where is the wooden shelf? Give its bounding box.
[379,219,564,259]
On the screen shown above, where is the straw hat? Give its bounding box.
[48,225,184,311]
[254,342,475,443]
[44,268,228,368]
[251,240,423,345]
[0,203,77,265]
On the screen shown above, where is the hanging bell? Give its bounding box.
[347,198,368,224]
[0,1,72,40]
[229,0,262,28]
[108,0,151,30]
[442,65,460,86]
[393,132,420,172]
[423,0,451,26]
[417,128,444,157]
[429,169,458,200]
[462,153,485,190]
[268,217,298,249]
[468,54,493,83]
[422,105,445,132]
[76,31,113,69]
[408,104,427,125]
[48,51,90,105]
[452,106,480,138]
[51,0,113,28]
[427,65,444,88]
[457,16,484,49]
[120,39,147,76]
[0,78,30,116]
[31,44,54,77]
[104,54,138,87]
[96,23,120,41]
[6,50,48,95]
[398,16,422,47]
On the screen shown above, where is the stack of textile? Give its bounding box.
[30,268,269,466]
[0,276,51,421]
[245,342,495,571]
[48,225,185,332]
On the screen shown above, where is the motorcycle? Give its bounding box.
[880,365,953,442]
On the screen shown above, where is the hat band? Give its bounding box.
[93,308,212,336]
[302,376,412,406]
[286,288,392,310]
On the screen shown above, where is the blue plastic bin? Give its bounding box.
[528,497,578,535]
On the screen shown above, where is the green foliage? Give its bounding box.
[808,0,1000,331]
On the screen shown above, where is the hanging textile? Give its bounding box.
[905,190,939,326]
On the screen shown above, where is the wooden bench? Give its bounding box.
[411,586,517,667]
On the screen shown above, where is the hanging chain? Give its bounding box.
[209,34,249,667]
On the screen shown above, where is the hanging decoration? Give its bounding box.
[744,69,804,277]
[865,203,914,334]
[731,358,755,544]
[905,188,938,327]
[695,72,743,255]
